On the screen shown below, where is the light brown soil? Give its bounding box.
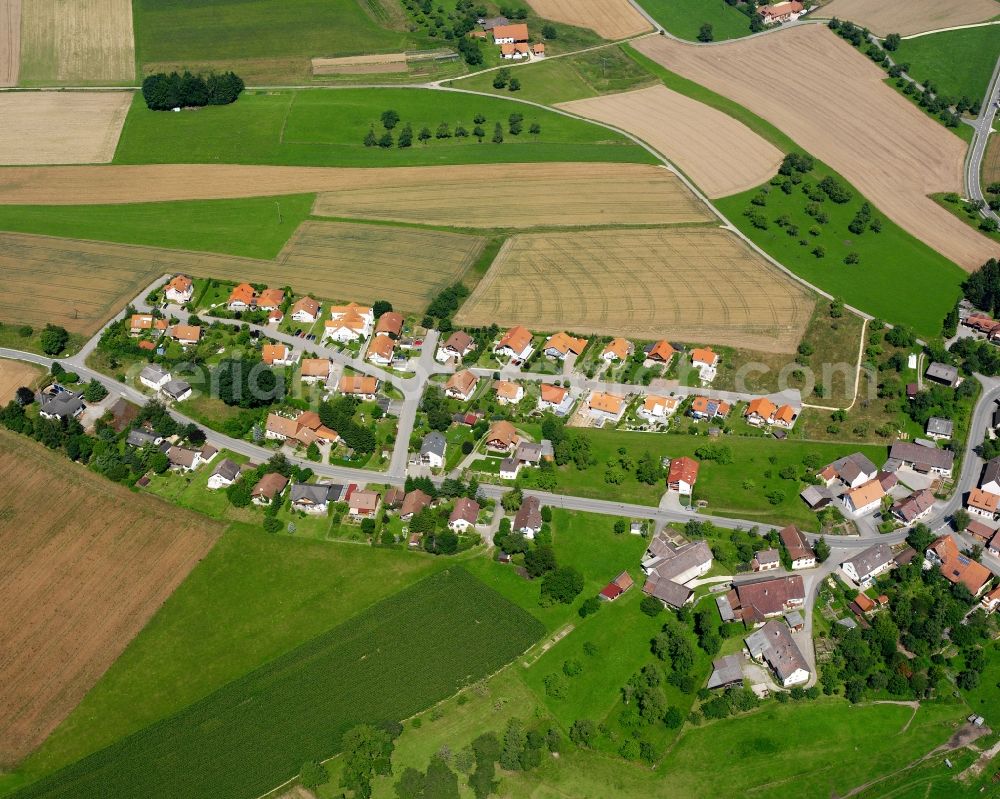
[0,0,21,86]
[634,26,1000,270]
[985,135,1000,187]
[0,162,712,226]
[525,0,652,38]
[0,92,131,165]
[0,222,484,321]
[454,227,814,352]
[0,429,220,765]
[312,54,408,74]
[19,0,135,83]
[0,359,43,404]
[818,0,1000,36]
[559,85,784,198]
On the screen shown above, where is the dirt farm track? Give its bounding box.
[0,430,220,765]
[455,227,814,353]
[634,26,1000,270]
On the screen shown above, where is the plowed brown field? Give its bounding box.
[819,0,1000,36]
[0,430,220,765]
[634,26,999,270]
[525,0,652,38]
[454,227,813,352]
[0,0,20,86]
[0,92,131,165]
[558,85,784,197]
[0,359,42,404]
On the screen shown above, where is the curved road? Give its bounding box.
[965,54,1000,225]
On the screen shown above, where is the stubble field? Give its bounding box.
[818,0,1000,36]
[0,431,220,766]
[311,53,408,75]
[524,0,652,38]
[558,84,785,197]
[454,227,814,352]
[0,93,131,165]
[633,26,998,270]
[0,359,42,404]
[0,0,20,86]
[985,130,1000,187]
[18,0,135,84]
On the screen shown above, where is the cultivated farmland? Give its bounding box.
[0,0,20,86]
[312,163,712,226]
[11,568,545,799]
[524,0,652,39]
[633,26,999,270]
[559,85,784,198]
[0,233,166,335]
[0,92,130,165]
[818,0,1000,36]
[454,227,814,352]
[311,53,408,75]
[0,359,42,404]
[0,431,220,766]
[19,0,135,84]
[986,136,1000,186]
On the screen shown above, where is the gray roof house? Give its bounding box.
[925,362,959,387]
[707,654,744,690]
[139,363,171,388]
[126,429,162,448]
[515,441,542,464]
[841,543,896,587]
[290,483,338,511]
[420,431,447,465]
[162,379,192,401]
[926,417,954,439]
[513,496,543,536]
[744,620,810,687]
[39,391,84,420]
[889,441,955,475]
[209,459,241,485]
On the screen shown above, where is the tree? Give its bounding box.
[83,379,108,402]
[578,597,601,618]
[568,719,596,747]
[640,594,663,617]
[492,122,504,143]
[508,77,520,92]
[500,718,526,770]
[397,124,413,148]
[501,486,523,512]
[378,131,393,148]
[39,324,69,356]
[524,543,556,577]
[299,761,329,790]
[541,566,583,604]
[341,725,394,798]
[14,386,34,406]
[381,109,400,129]
[952,508,970,532]
[697,23,714,42]
[150,451,169,474]
[814,535,831,563]
[419,126,432,143]
[492,68,510,89]
[884,32,901,50]
[542,23,557,38]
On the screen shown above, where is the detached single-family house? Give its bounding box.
[889,441,955,478]
[668,456,699,495]
[349,489,381,518]
[513,495,543,538]
[486,420,519,451]
[601,338,633,362]
[251,472,288,505]
[543,332,587,360]
[228,283,256,312]
[325,303,374,342]
[642,536,712,609]
[366,335,395,366]
[445,369,480,402]
[688,395,730,421]
[207,458,241,490]
[491,22,528,43]
[926,417,954,440]
[745,621,810,687]
[375,311,404,339]
[842,477,885,515]
[420,431,447,468]
[752,549,781,572]
[290,483,339,514]
[139,363,171,391]
[890,488,934,524]
[339,375,380,400]
[436,330,476,362]
[779,525,816,569]
[707,654,744,690]
[968,487,1000,519]
[982,585,1000,614]
[130,314,168,336]
[499,457,521,480]
[126,428,162,449]
[39,391,84,421]
[644,340,676,366]
[255,288,284,312]
[262,343,293,367]
[168,324,201,345]
[773,404,798,429]
[818,452,878,489]
[162,379,192,402]
[264,413,300,442]
[299,358,332,384]
[638,394,679,423]
[538,383,572,414]
[167,446,202,472]
[401,489,433,521]
[494,325,533,361]
[745,397,778,427]
[449,497,480,532]
[925,361,959,388]
[925,534,992,596]
[587,391,626,423]
[164,274,194,304]
[291,296,321,323]
[841,544,896,587]
[982,457,1000,494]
[758,0,805,24]
[690,347,719,381]
[495,380,525,405]
[500,42,530,59]
[267,309,284,326]
[726,575,805,624]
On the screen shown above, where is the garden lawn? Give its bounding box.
[113,89,652,167]
[9,568,544,799]
[892,27,1000,103]
[2,526,441,794]
[959,639,1000,718]
[715,171,965,339]
[640,0,754,41]
[0,195,314,260]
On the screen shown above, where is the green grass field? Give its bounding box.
[0,526,440,795]
[112,89,652,167]
[892,27,1000,103]
[9,569,544,799]
[0,195,314,259]
[641,0,754,41]
[451,45,657,105]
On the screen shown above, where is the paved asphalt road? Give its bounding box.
[965,55,1000,225]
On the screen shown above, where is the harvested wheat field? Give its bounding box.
[312,163,711,226]
[0,233,166,334]
[0,359,42,404]
[819,0,1000,36]
[0,430,220,765]
[0,0,20,86]
[454,228,813,352]
[312,54,408,75]
[559,85,784,198]
[0,222,484,316]
[986,136,1000,187]
[634,26,999,270]
[19,0,134,84]
[525,0,652,38]
[0,92,130,165]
